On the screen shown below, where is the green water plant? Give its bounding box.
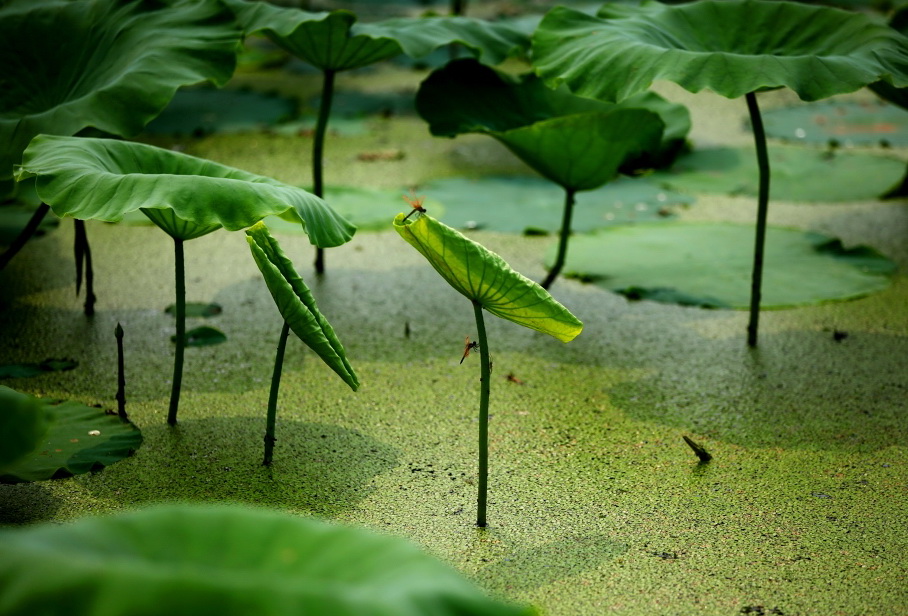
[416,58,682,288]
[394,207,582,527]
[15,135,355,427]
[0,503,534,615]
[532,0,908,345]
[0,0,240,314]
[225,0,527,273]
[246,221,358,465]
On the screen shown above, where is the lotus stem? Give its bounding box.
[263,320,291,466]
[167,238,186,426]
[73,220,96,316]
[0,202,50,270]
[745,91,770,348]
[312,68,336,276]
[541,187,577,290]
[472,299,491,527]
[115,322,127,420]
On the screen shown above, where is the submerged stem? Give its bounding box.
[167,238,186,426]
[541,187,577,290]
[0,202,50,270]
[745,91,770,348]
[312,68,336,276]
[263,320,291,466]
[472,299,491,527]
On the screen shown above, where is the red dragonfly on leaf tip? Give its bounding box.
[401,189,426,221]
[460,335,479,364]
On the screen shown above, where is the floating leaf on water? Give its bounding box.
[170,326,227,347]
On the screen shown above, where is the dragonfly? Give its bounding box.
[401,189,426,221]
[460,335,479,364]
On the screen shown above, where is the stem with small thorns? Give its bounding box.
[471,299,491,527]
[263,320,291,466]
[74,220,96,315]
[115,322,127,420]
[167,238,185,426]
[745,91,771,348]
[541,187,576,290]
[312,68,336,275]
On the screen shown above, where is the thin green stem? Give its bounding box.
[312,68,336,275]
[0,202,50,270]
[167,238,185,426]
[541,187,577,290]
[745,92,770,348]
[263,320,291,466]
[472,299,491,527]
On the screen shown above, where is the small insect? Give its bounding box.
[506,373,524,385]
[460,335,479,364]
[401,189,427,221]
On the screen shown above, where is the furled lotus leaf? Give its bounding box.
[0,0,240,179]
[393,212,582,342]
[0,504,534,615]
[225,0,526,71]
[246,222,359,390]
[532,0,908,103]
[416,59,673,190]
[15,135,355,246]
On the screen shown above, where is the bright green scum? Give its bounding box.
[394,211,581,527]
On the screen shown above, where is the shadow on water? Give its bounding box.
[0,483,61,525]
[82,416,399,517]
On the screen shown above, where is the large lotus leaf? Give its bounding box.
[0,504,533,616]
[417,58,686,164]
[0,0,240,179]
[0,386,49,470]
[393,212,582,342]
[225,0,525,71]
[15,135,355,246]
[246,222,358,390]
[0,393,142,484]
[553,222,895,309]
[532,0,908,103]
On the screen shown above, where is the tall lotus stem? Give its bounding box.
[541,187,577,289]
[167,238,186,426]
[0,202,50,270]
[312,68,336,275]
[472,299,491,527]
[745,91,770,348]
[74,219,96,315]
[263,320,291,465]
[115,322,127,420]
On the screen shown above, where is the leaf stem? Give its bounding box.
[115,322,127,421]
[541,187,576,290]
[472,299,491,527]
[0,202,50,270]
[263,320,291,466]
[74,219,96,316]
[167,238,186,426]
[312,68,336,276]
[745,91,770,348]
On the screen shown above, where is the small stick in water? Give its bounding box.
[683,435,712,462]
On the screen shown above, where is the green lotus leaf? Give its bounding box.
[0,0,240,179]
[0,393,142,484]
[0,504,532,616]
[416,59,669,191]
[15,135,355,246]
[0,386,49,471]
[225,0,525,71]
[532,0,908,103]
[247,222,358,390]
[393,212,582,342]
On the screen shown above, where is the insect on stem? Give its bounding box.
[401,190,427,221]
[460,335,479,364]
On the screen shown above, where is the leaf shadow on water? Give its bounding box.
[0,483,61,525]
[82,417,399,517]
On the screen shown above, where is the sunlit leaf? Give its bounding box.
[0,504,533,615]
[393,212,582,342]
[247,222,358,390]
[15,135,355,247]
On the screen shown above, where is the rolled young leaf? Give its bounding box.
[246,222,358,390]
[393,212,582,342]
[0,0,240,179]
[15,135,355,247]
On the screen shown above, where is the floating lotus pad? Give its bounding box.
[762,100,908,147]
[654,145,905,202]
[426,175,690,234]
[143,88,296,136]
[0,393,142,484]
[553,222,895,309]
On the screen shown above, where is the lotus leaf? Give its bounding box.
[0,386,49,470]
[0,504,533,616]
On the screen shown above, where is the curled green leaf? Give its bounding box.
[393,213,582,342]
[246,222,358,390]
